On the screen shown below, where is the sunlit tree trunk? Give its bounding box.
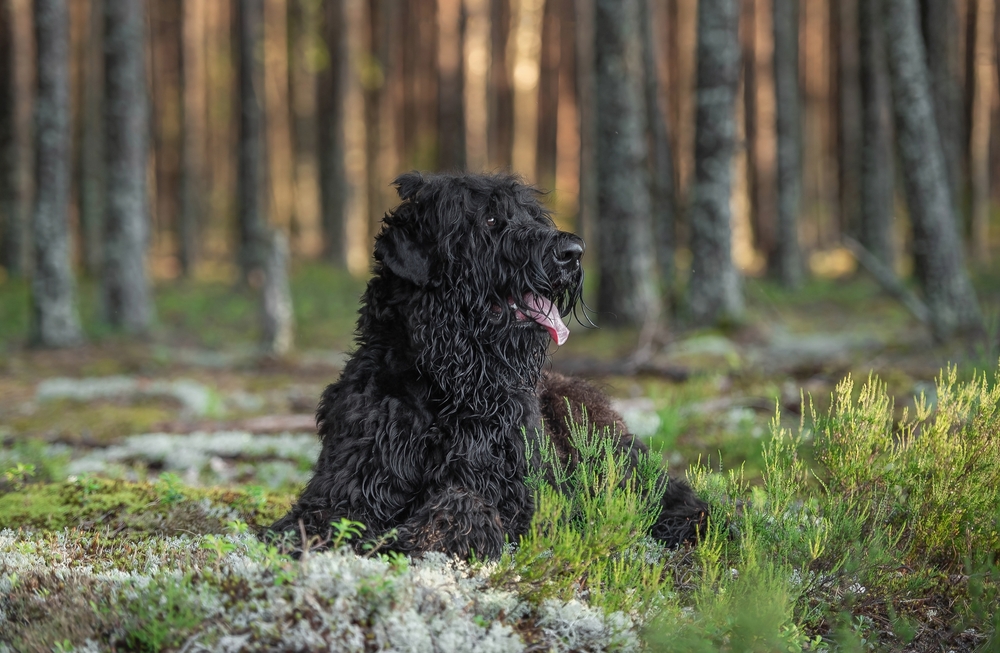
[883,0,982,339]
[641,0,677,301]
[102,0,154,333]
[969,0,994,264]
[31,0,83,347]
[594,0,659,327]
[688,0,743,325]
[318,0,347,266]
[771,0,803,288]
[236,0,269,281]
[858,0,896,269]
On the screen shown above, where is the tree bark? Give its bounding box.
[883,0,982,339]
[261,228,294,355]
[919,0,963,209]
[836,0,862,238]
[236,0,269,281]
[641,0,677,301]
[771,0,803,288]
[0,0,29,277]
[969,0,994,264]
[688,0,743,325]
[535,0,559,188]
[178,0,206,276]
[594,0,659,327]
[437,0,465,170]
[78,0,103,277]
[318,0,347,266]
[31,0,83,347]
[488,0,513,168]
[102,0,154,332]
[858,0,896,269]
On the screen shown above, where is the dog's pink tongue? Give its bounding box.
[523,293,570,345]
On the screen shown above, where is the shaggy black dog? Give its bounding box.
[267,171,708,557]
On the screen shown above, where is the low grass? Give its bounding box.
[2,363,998,651]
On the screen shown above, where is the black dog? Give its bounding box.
[267,172,708,557]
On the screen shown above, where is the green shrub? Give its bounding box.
[494,411,670,616]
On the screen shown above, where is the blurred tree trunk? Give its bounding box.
[78,0,103,277]
[488,0,513,168]
[858,0,896,269]
[102,0,154,332]
[688,0,743,325]
[836,0,862,237]
[288,0,321,253]
[641,0,677,302]
[236,0,269,281]
[969,0,994,263]
[883,0,982,339]
[178,0,206,276]
[31,0,83,347]
[771,0,803,288]
[150,0,180,264]
[535,0,559,188]
[594,0,659,327]
[437,0,465,170]
[0,0,30,277]
[919,0,964,209]
[576,0,596,245]
[317,0,347,266]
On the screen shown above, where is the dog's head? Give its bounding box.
[369,172,585,393]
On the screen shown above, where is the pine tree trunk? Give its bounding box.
[488,0,513,168]
[31,0,83,347]
[594,0,659,327]
[641,0,677,301]
[688,0,743,325]
[919,0,963,210]
[237,0,269,280]
[102,0,154,333]
[318,0,347,266]
[261,228,294,355]
[0,0,28,277]
[771,0,803,288]
[78,0,103,277]
[883,0,982,339]
[178,0,206,277]
[535,0,559,188]
[969,0,994,264]
[858,0,896,269]
[437,0,465,170]
[836,0,862,238]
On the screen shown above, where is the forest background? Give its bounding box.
[2,0,1000,650]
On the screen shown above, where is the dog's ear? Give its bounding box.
[393,172,425,202]
[374,224,430,286]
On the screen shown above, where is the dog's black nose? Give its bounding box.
[556,240,584,267]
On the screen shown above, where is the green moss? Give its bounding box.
[10,398,175,444]
[0,478,291,534]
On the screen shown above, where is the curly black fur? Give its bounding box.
[267,171,708,558]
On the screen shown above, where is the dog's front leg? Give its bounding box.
[393,485,507,559]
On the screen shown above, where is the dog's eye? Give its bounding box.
[486,217,496,228]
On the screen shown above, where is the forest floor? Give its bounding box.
[1,265,999,651]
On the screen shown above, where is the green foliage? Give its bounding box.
[814,367,1000,567]
[496,411,670,616]
[120,573,205,652]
